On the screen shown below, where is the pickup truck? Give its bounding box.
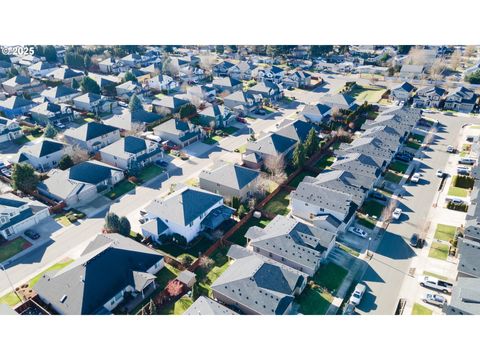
[418,276,453,294]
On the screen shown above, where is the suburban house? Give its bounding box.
[115,81,142,99]
[361,125,404,151]
[146,74,179,93]
[121,53,144,67]
[1,75,44,95]
[102,108,160,132]
[198,104,234,128]
[141,186,234,242]
[37,160,125,207]
[245,215,336,276]
[63,122,121,152]
[0,117,23,143]
[283,71,312,89]
[210,254,307,315]
[412,86,446,108]
[275,119,316,143]
[443,86,478,113]
[457,237,480,279]
[248,81,283,102]
[73,92,116,114]
[223,91,261,115]
[0,96,37,118]
[399,64,424,79]
[183,296,238,315]
[212,76,243,95]
[199,161,260,201]
[15,139,67,172]
[187,85,216,103]
[153,118,201,148]
[299,103,332,124]
[27,61,58,78]
[213,61,237,77]
[245,132,297,163]
[362,107,421,139]
[99,136,162,171]
[41,85,81,104]
[331,152,382,185]
[444,277,480,315]
[232,61,254,80]
[34,233,164,315]
[390,81,416,102]
[152,95,189,115]
[0,193,49,239]
[98,57,128,74]
[29,101,74,126]
[253,65,285,84]
[335,136,395,169]
[242,152,263,170]
[320,94,357,111]
[46,67,84,86]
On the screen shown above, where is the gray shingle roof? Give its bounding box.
[17,139,65,159]
[41,85,80,99]
[64,121,119,141]
[247,133,296,157]
[449,277,480,315]
[199,162,259,191]
[100,136,152,160]
[458,238,480,278]
[34,233,163,315]
[183,296,237,315]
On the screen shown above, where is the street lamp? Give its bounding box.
[366,237,372,259]
[0,263,22,303]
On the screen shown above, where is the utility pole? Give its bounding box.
[0,263,22,304]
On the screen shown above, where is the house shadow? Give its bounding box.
[4,238,54,268]
[375,232,417,261]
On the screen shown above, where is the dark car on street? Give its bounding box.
[409,233,424,248]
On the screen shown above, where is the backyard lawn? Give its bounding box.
[360,199,386,218]
[428,241,450,261]
[156,236,214,260]
[448,186,468,197]
[158,296,193,315]
[296,285,334,315]
[346,84,386,103]
[13,136,31,146]
[338,243,360,257]
[312,262,348,294]
[434,224,457,242]
[406,140,421,150]
[0,237,31,263]
[105,180,136,200]
[228,217,271,246]
[195,247,230,297]
[156,263,180,289]
[384,170,403,184]
[138,164,164,183]
[263,190,291,216]
[315,155,336,171]
[289,170,317,188]
[388,161,409,174]
[412,303,433,315]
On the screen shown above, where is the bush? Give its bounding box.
[454,175,474,189]
[447,202,468,212]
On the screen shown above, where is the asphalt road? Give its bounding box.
[357,112,480,315]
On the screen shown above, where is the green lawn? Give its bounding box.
[13,136,31,146]
[29,259,74,288]
[202,137,218,145]
[158,296,193,315]
[356,215,376,229]
[423,271,449,281]
[410,133,425,143]
[289,170,317,188]
[312,262,348,295]
[434,224,457,242]
[54,214,72,227]
[138,164,164,183]
[0,237,31,263]
[105,180,136,200]
[315,155,336,171]
[263,190,291,216]
[223,126,239,135]
[338,243,360,257]
[297,285,333,315]
[384,170,403,184]
[360,200,386,218]
[156,263,180,289]
[448,186,468,197]
[228,217,271,246]
[346,85,386,103]
[195,247,230,297]
[406,140,421,150]
[0,291,22,307]
[428,242,450,261]
[412,303,433,315]
[388,161,409,174]
[156,236,213,260]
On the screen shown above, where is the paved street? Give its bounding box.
[357,112,480,315]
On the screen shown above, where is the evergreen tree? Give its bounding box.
[58,155,74,170]
[292,143,306,169]
[11,163,38,192]
[80,76,101,94]
[305,128,320,157]
[104,212,121,233]
[118,216,131,237]
[128,94,143,112]
[44,122,58,138]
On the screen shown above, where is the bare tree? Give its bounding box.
[198,256,214,271]
[429,59,446,80]
[199,53,217,74]
[449,49,462,71]
[65,144,90,164]
[406,47,428,65]
[124,122,146,137]
[264,155,287,184]
[465,46,477,58]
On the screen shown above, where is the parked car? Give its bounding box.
[422,293,447,307]
[349,283,366,306]
[343,302,356,315]
[448,198,464,205]
[457,166,471,175]
[348,226,367,238]
[24,229,40,240]
[410,173,421,183]
[255,109,266,116]
[446,145,455,153]
[371,191,387,201]
[418,276,453,294]
[435,169,444,178]
[459,158,476,165]
[392,208,402,220]
[395,152,413,163]
[409,233,424,248]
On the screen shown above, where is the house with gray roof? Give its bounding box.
[1,75,44,95]
[15,139,67,172]
[212,76,243,95]
[153,118,201,148]
[211,254,307,315]
[444,86,478,113]
[320,93,357,111]
[115,80,141,99]
[141,186,233,242]
[362,106,421,137]
[245,132,297,164]
[335,136,395,169]
[390,81,416,102]
[46,67,84,86]
[248,81,283,101]
[183,296,238,315]
[29,101,74,126]
[457,238,480,279]
[34,233,164,315]
[41,85,81,104]
[199,161,260,201]
[0,116,23,143]
[275,119,316,143]
[412,86,446,108]
[37,160,124,207]
[73,92,117,114]
[102,108,161,132]
[99,136,162,171]
[299,103,332,124]
[361,125,404,150]
[445,277,480,315]
[245,215,335,276]
[27,61,58,78]
[63,121,121,152]
[213,61,237,77]
[399,64,424,79]
[223,90,261,115]
[283,71,311,88]
[331,152,381,183]
[0,96,37,119]
[198,104,234,128]
[152,95,189,115]
[0,193,50,239]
